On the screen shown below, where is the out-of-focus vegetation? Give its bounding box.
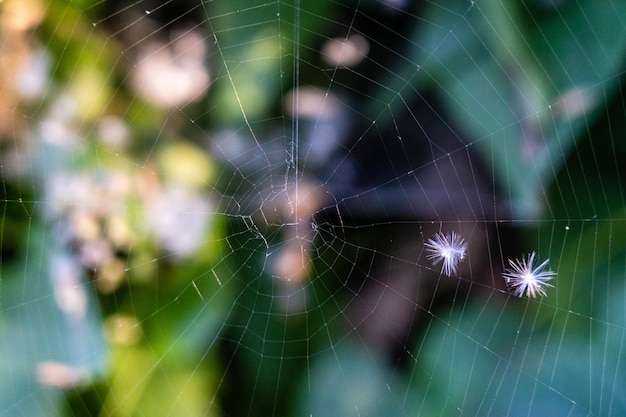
[0,0,625,416]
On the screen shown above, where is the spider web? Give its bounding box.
[1,0,626,416]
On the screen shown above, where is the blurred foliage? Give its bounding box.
[0,0,625,417]
[374,0,626,218]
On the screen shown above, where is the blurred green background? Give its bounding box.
[1,0,625,416]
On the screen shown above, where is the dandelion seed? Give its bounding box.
[502,252,556,298]
[424,231,467,276]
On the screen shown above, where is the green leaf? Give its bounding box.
[410,298,626,416]
[102,344,220,417]
[294,340,404,417]
[378,0,626,218]
[0,227,108,416]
